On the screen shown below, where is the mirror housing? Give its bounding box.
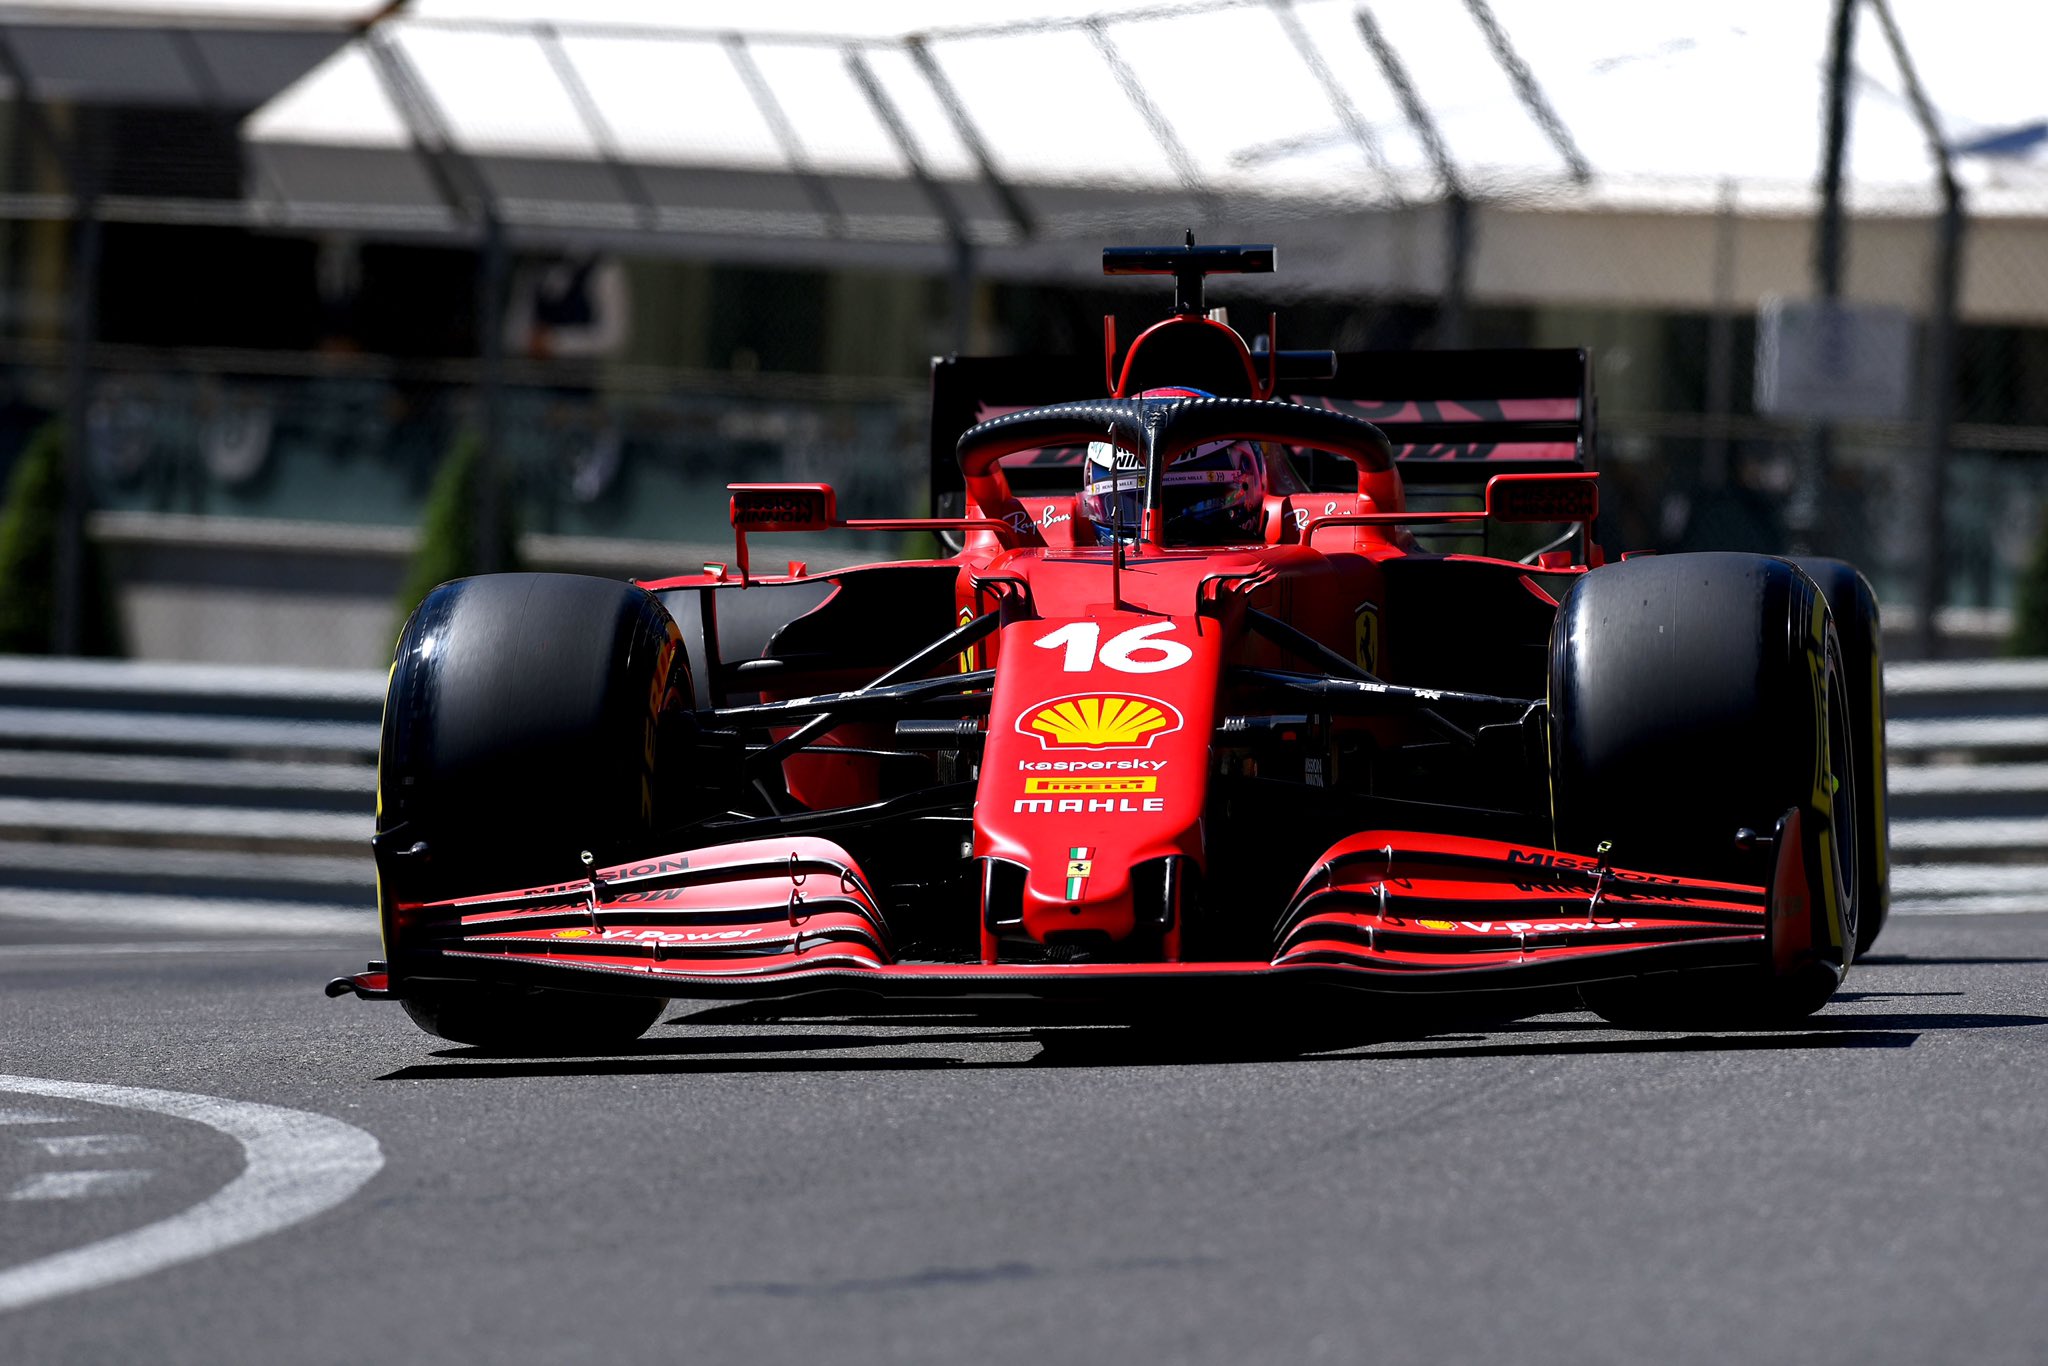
[729,483,837,534]
[1484,472,1599,524]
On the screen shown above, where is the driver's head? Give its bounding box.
[1079,388,1267,546]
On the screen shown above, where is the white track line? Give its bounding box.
[9,1171,153,1201]
[28,1135,147,1159]
[0,1075,383,1314]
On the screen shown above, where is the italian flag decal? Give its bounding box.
[1065,847,1094,901]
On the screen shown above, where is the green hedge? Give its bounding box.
[0,421,121,656]
[394,431,521,635]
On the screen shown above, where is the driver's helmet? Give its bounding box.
[1079,387,1267,546]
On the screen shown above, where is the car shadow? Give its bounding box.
[1263,1029,1921,1064]
[1804,1010,2048,1031]
[368,1007,2034,1079]
[1475,1009,2045,1035]
[1857,954,2048,967]
[713,1253,1221,1301]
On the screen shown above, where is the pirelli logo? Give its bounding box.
[1022,775,1159,796]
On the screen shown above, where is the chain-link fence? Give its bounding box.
[0,344,921,537]
[1548,187,2048,647]
[0,0,2042,659]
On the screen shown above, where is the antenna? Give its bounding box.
[1102,238,1275,317]
[1108,423,1126,608]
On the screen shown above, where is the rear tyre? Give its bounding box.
[1549,553,1858,1026]
[378,572,690,1050]
[1791,557,1889,954]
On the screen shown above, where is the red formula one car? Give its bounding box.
[331,241,1889,1049]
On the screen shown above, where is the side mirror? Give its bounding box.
[729,483,838,533]
[1484,472,1599,524]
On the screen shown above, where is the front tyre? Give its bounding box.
[1549,553,1858,1026]
[378,572,690,1050]
[400,982,664,1054]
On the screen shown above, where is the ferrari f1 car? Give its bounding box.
[330,240,1889,1049]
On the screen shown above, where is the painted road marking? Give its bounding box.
[0,1075,383,1314]
[0,1109,64,1124]
[10,1171,153,1201]
[27,1134,148,1159]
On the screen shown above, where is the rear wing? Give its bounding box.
[1280,348,1593,490]
[927,348,1594,513]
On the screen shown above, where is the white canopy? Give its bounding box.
[211,1,2048,317]
[243,2,2047,198]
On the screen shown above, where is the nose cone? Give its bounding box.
[974,614,1218,947]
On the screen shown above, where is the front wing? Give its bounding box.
[331,828,1823,1004]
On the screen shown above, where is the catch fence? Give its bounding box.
[0,0,2041,655]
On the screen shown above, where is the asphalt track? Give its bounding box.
[3,901,2046,1366]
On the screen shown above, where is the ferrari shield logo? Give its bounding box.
[1354,603,1380,674]
[1065,847,1094,900]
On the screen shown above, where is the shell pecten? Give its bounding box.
[1029,695,1172,747]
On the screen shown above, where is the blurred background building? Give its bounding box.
[0,0,2043,665]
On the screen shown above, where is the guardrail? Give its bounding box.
[0,654,2041,918]
[1885,658,2048,916]
[0,656,380,906]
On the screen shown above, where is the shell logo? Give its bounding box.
[1418,919,1458,932]
[1018,693,1184,750]
[552,928,595,940]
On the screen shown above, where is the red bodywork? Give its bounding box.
[339,278,1841,1011]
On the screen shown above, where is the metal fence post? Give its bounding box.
[1795,0,1860,558]
[1441,193,1472,350]
[1703,180,1738,489]
[905,35,1035,243]
[1354,5,1469,348]
[476,213,508,573]
[846,47,977,355]
[1916,191,1964,658]
[55,208,98,654]
[1868,0,1965,659]
[363,21,510,574]
[1087,19,1217,225]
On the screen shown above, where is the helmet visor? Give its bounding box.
[1080,438,1266,546]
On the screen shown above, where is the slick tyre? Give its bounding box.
[1791,557,1889,954]
[1549,553,1859,1026]
[378,573,690,1049]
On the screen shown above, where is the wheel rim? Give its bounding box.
[1826,650,1861,952]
